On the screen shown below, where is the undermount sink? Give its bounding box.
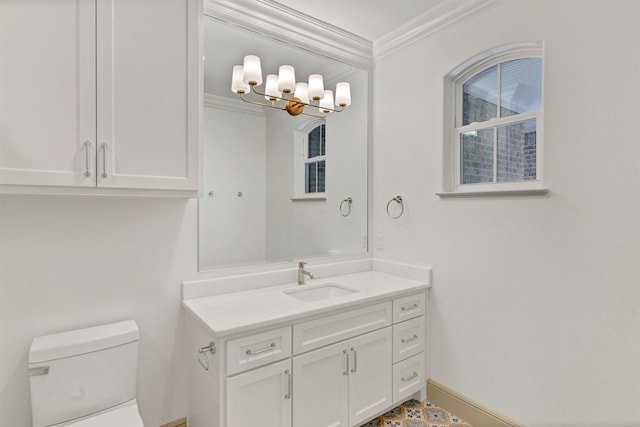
[284,283,359,302]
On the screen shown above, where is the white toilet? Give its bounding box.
[28,320,145,427]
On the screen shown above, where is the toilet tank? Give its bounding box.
[28,320,139,427]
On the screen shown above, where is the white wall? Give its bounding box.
[372,1,640,426]
[199,104,266,268]
[0,196,200,426]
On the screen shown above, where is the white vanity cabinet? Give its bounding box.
[185,288,427,427]
[0,0,200,194]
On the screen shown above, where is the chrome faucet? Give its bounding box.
[297,262,313,285]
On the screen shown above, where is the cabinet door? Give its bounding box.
[226,359,292,427]
[293,341,349,427]
[0,0,96,186]
[96,0,200,190]
[348,327,393,426]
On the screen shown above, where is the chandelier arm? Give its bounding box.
[238,92,287,112]
[249,84,345,113]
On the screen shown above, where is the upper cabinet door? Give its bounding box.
[96,0,200,191]
[0,0,97,187]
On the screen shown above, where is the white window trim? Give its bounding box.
[440,42,548,196]
[292,119,327,199]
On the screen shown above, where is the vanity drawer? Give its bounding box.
[392,316,425,363]
[392,352,425,403]
[226,326,292,376]
[293,302,392,354]
[393,292,425,323]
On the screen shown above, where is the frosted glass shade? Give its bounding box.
[243,55,262,86]
[264,74,280,100]
[294,82,309,104]
[308,74,325,101]
[319,90,334,113]
[231,65,250,94]
[335,82,351,107]
[278,65,296,93]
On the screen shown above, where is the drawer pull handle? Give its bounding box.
[343,349,349,376]
[284,369,292,399]
[83,141,92,177]
[350,347,357,373]
[401,334,419,343]
[401,303,419,312]
[246,342,276,356]
[401,371,419,382]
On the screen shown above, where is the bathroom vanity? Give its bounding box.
[183,270,429,427]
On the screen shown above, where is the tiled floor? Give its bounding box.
[359,399,473,427]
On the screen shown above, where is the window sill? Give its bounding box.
[290,194,327,201]
[436,188,549,197]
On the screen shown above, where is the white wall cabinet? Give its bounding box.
[186,291,426,427]
[0,0,200,194]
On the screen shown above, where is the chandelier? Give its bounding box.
[231,55,351,118]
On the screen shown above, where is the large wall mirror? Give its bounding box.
[199,8,369,271]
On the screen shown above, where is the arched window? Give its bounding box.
[443,42,545,194]
[293,119,327,199]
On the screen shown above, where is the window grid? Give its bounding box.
[454,56,541,188]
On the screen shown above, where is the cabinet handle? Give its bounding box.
[284,369,292,399]
[246,342,276,356]
[350,347,357,373]
[83,141,92,177]
[343,349,349,376]
[101,143,108,178]
[401,371,419,382]
[401,334,419,343]
[401,303,419,312]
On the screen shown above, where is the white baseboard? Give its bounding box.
[427,379,525,427]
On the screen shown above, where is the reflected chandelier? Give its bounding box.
[231,55,351,118]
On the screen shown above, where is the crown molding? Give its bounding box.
[203,0,372,70]
[373,0,504,61]
[203,93,265,116]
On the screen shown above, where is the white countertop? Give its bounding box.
[182,270,429,337]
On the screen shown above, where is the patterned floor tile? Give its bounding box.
[359,400,473,427]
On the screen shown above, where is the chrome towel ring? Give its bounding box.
[340,197,353,217]
[386,195,404,219]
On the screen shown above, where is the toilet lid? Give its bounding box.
[65,404,143,427]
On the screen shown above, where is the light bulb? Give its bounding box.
[294,82,309,104]
[231,65,250,94]
[243,55,262,86]
[319,90,334,113]
[308,74,325,101]
[278,65,296,94]
[264,74,281,100]
[335,82,351,107]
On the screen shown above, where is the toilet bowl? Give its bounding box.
[28,320,144,427]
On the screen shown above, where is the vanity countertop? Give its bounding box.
[182,270,429,337]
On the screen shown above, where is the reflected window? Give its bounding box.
[305,124,326,193]
[449,45,543,192]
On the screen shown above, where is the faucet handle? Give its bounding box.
[298,261,307,268]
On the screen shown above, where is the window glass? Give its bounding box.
[308,124,325,158]
[500,58,542,117]
[305,160,325,193]
[463,65,497,125]
[497,119,537,182]
[461,128,494,184]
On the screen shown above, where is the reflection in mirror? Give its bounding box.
[199,15,368,271]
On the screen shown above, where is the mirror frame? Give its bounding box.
[200,0,373,273]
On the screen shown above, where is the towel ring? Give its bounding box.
[340,197,352,217]
[386,196,404,219]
